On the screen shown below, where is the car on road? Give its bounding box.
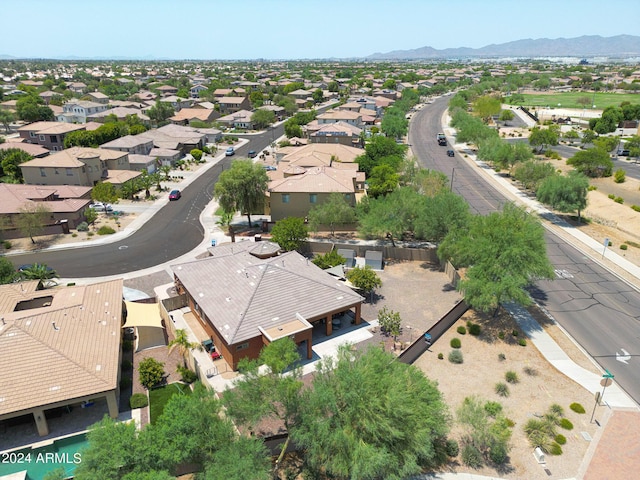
[263,165,277,171]
[225,147,235,156]
[617,149,630,156]
[248,150,257,158]
[88,202,113,212]
[17,264,54,274]
[169,189,181,201]
[447,149,455,157]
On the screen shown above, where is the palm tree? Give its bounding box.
[168,329,203,367]
[19,263,58,287]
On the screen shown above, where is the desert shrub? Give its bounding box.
[119,377,131,389]
[587,185,597,191]
[129,393,148,409]
[615,196,624,204]
[505,371,519,384]
[524,366,538,376]
[450,337,462,349]
[466,320,473,328]
[461,444,483,468]
[448,350,464,364]
[498,330,505,340]
[524,418,556,450]
[550,404,564,416]
[438,353,444,360]
[484,401,503,417]
[468,323,481,336]
[608,193,616,199]
[518,338,527,346]
[87,231,94,236]
[555,434,567,445]
[97,225,116,235]
[77,222,89,232]
[632,205,640,212]
[457,326,467,335]
[489,442,508,465]
[614,168,626,183]
[177,366,197,384]
[445,439,460,457]
[71,233,77,237]
[559,418,574,430]
[512,330,518,337]
[504,417,515,428]
[549,442,563,455]
[190,148,203,162]
[570,402,586,414]
[620,244,628,250]
[498,353,506,361]
[121,359,132,370]
[139,357,165,389]
[495,382,509,397]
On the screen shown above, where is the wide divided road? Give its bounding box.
[409,96,640,405]
[8,126,282,277]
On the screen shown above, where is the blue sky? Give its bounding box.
[3,0,639,59]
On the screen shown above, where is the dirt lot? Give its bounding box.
[413,306,600,480]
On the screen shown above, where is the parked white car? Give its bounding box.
[88,202,113,212]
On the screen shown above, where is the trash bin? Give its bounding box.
[211,239,217,247]
[254,234,262,242]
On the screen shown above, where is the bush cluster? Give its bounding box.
[505,371,519,384]
[448,350,463,364]
[450,337,462,349]
[495,382,509,397]
[457,326,467,335]
[77,222,89,232]
[559,418,574,430]
[177,366,197,384]
[468,323,481,336]
[130,393,148,409]
[570,402,586,414]
[97,225,116,235]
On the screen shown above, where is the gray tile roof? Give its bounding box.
[172,243,363,345]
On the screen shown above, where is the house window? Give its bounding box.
[30,131,36,138]
[282,194,290,204]
[50,135,58,143]
[54,168,59,175]
[39,135,45,141]
[66,168,73,176]
[236,342,249,351]
[40,168,46,177]
[309,194,317,204]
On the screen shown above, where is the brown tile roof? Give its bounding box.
[20,147,126,168]
[172,244,363,345]
[0,280,123,417]
[17,121,85,135]
[281,143,362,167]
[0,142,50,158]
[269,166,356,194]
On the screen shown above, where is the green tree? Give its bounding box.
[73,417,138,480]
[346,265,382,301]
[367,163,400,198]
[626,135,640,159]
[529,126,559,153]
[213,159,269,227]
[138,172,154,199]
[293,345,450,480]
[498,109,515,124]
[566,147,613,177]
[159,164,172,181]
[283,118,303,138]
[513,159,557,191]
[308,192,357,236]
[91,181,118,204]
[270,217,308,252]
[0,109,15,133]
[190,148,203,162]
[251,109,276,130]
[147,101,174,126]
[581,129,597,146]
[223,338,303,469]
[438,203,554,316]
[536,171,589,222]
[168,328,202,368]
[0,148,32,182]
[84,207,98,226]
[16,94,54,122]
[312,88,324,104]
[16,203,51,244]
[381,109,408,139]
[356,135,406,177]
[472,95,502,123]
[414,191,471,243]
[0,257,17,284]
[378,306,402,340]
[18,263,58,287]
[201,437,270,480]
[357,187,420,245]
[249,90,264,108]
[139,357,165,389]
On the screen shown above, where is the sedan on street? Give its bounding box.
[225,147,235,156]
[446,150,455,157]
[169,189,181,201]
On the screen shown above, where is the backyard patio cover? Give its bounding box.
[123,301,166,351]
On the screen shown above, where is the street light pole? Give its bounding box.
[590,369,614,423]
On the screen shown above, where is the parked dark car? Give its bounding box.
[169,189,181,201]
[617,149,630,156]
[446,149,455,157]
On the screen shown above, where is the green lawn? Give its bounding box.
[511,92,640,110]
[148,382,192,424]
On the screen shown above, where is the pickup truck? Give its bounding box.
[436,133,447,146]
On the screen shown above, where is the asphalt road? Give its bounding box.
[409,96,640,405]
[8,125,282,277]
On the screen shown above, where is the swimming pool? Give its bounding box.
[0,433,88,480]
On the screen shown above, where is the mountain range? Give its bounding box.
[367,35,640,60]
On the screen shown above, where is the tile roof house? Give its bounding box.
[17,122,87,152]
[267,166,364,221]
[87,91,110,104]
[0,141,51,158]
[172,241,363,370]
[57,100,109,124]
[277,143,363,167]
[86,106,150,124]
[20,147,132,187]
[138,124,206,156]
[158,95,192,112]
[0,183,92,236]
[317,109,363,128]
[308,121,363,147]
[0,279,124,436]
[101,135,155,156]
[169,107,220,126]
[216,96,251,115]
[217,109,254,130]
